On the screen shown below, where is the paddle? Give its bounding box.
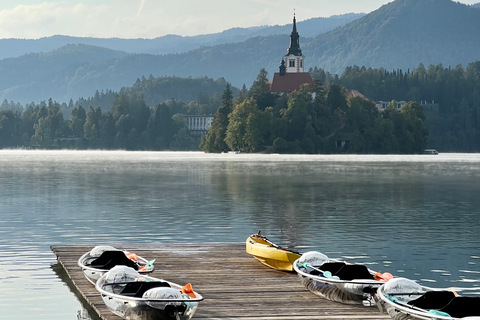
[138,259,155,272]
[385,292,425,296]
[255,231,301,255]
[296,262,341,280]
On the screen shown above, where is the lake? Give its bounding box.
[0,150,479,319]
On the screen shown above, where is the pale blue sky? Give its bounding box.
[0,0,478,39]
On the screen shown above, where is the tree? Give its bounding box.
[31,101,66,146]
[84,106,102,142]
[281,84,315,143]
[401,101,428,153]
[147,103,175,150]
[326,84,348,129]
[249,68,277,110]
[225,98,261,152]
[200,84,234,153]
[0,110,20,148]
[70,105,86,138]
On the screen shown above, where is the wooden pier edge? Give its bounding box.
[51,243,390,320]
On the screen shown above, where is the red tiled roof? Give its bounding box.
[270,72,314,93]
[346,90,371,101]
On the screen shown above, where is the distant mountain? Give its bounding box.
[0,13,363,60]
[2,0,480,104]
[305,0,480,74]
[472,3,480,8]
[0,45,129,103]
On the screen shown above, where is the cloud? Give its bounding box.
[9,0,477,39]
[0,2,112,38]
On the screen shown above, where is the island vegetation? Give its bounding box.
[1,60,480,153]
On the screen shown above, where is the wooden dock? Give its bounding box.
[51,243,390,320]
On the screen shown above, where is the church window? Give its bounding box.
[289,59,295,67]
[300,60,303,68]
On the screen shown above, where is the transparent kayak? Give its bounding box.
[95,266,203,320]
[375,277,480,320]
[293,251,392,306]
[78,245,154,285]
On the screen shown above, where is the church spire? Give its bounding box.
[287,13,302,56]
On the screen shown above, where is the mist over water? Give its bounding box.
[0,150,479,319]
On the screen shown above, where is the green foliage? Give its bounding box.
[249,68,277,110]
[200,84,234,153]
[225,98,262,152]
[0,110,21,148]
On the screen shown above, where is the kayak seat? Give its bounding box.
[90,250,138,270]
[333,265,374,281]
[314,262,346,276]
[439,297,480,318]
[120,281,171,298]
[407,291,456,310]
[165,304,187,314]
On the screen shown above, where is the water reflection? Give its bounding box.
[51,263,102,320]
[0,150,479,319]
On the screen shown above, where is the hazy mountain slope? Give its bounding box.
[0,13,363,60]
[305,0,480,74]
[0,35,286,103]
[0,45,128,103]
[2,0,480,104]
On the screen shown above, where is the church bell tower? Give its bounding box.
[284,13,304,73]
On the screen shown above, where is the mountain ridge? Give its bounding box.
[1,0,480,104]
[0,13,363,60]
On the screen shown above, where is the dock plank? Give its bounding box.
[51,244,389,320]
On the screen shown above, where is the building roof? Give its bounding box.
[270,72,314,93]
[346,90,371,101]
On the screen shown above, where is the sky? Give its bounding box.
[0,0,478,39]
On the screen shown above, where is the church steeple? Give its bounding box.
[284,13,305,73]
[287,14,302,56]
[270,12,314,94]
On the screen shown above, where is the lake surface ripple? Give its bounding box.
[0,150,479,319]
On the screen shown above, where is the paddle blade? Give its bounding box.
[146,259,155,268]
[181,283,197,298]
[375,272,394,282]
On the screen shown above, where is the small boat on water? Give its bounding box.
[246,232,301,271]
[375,277,480,320]
[96,265,203,320]
[424,148,439,155]
[293,251,393,306]
[78,245,155,285]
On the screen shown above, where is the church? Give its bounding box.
[270,14,314,94]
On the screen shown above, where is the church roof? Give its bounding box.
[270,72,314,93]
[346,90,371,101]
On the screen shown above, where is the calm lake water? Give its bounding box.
[0,150,479,319]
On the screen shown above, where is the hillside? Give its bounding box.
[0,13,363,60]
[0,45,129,103]
[2,0,480,104]
[0,36,286,103]
[305,0,480,73]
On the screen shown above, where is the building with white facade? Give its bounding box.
[375,100,407,112]
[184,115,213,136]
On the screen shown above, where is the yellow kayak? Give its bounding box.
[246,232,301,272]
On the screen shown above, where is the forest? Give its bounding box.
[201,70,427,154]
[0,76,233,151]
[1,60,480,153]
